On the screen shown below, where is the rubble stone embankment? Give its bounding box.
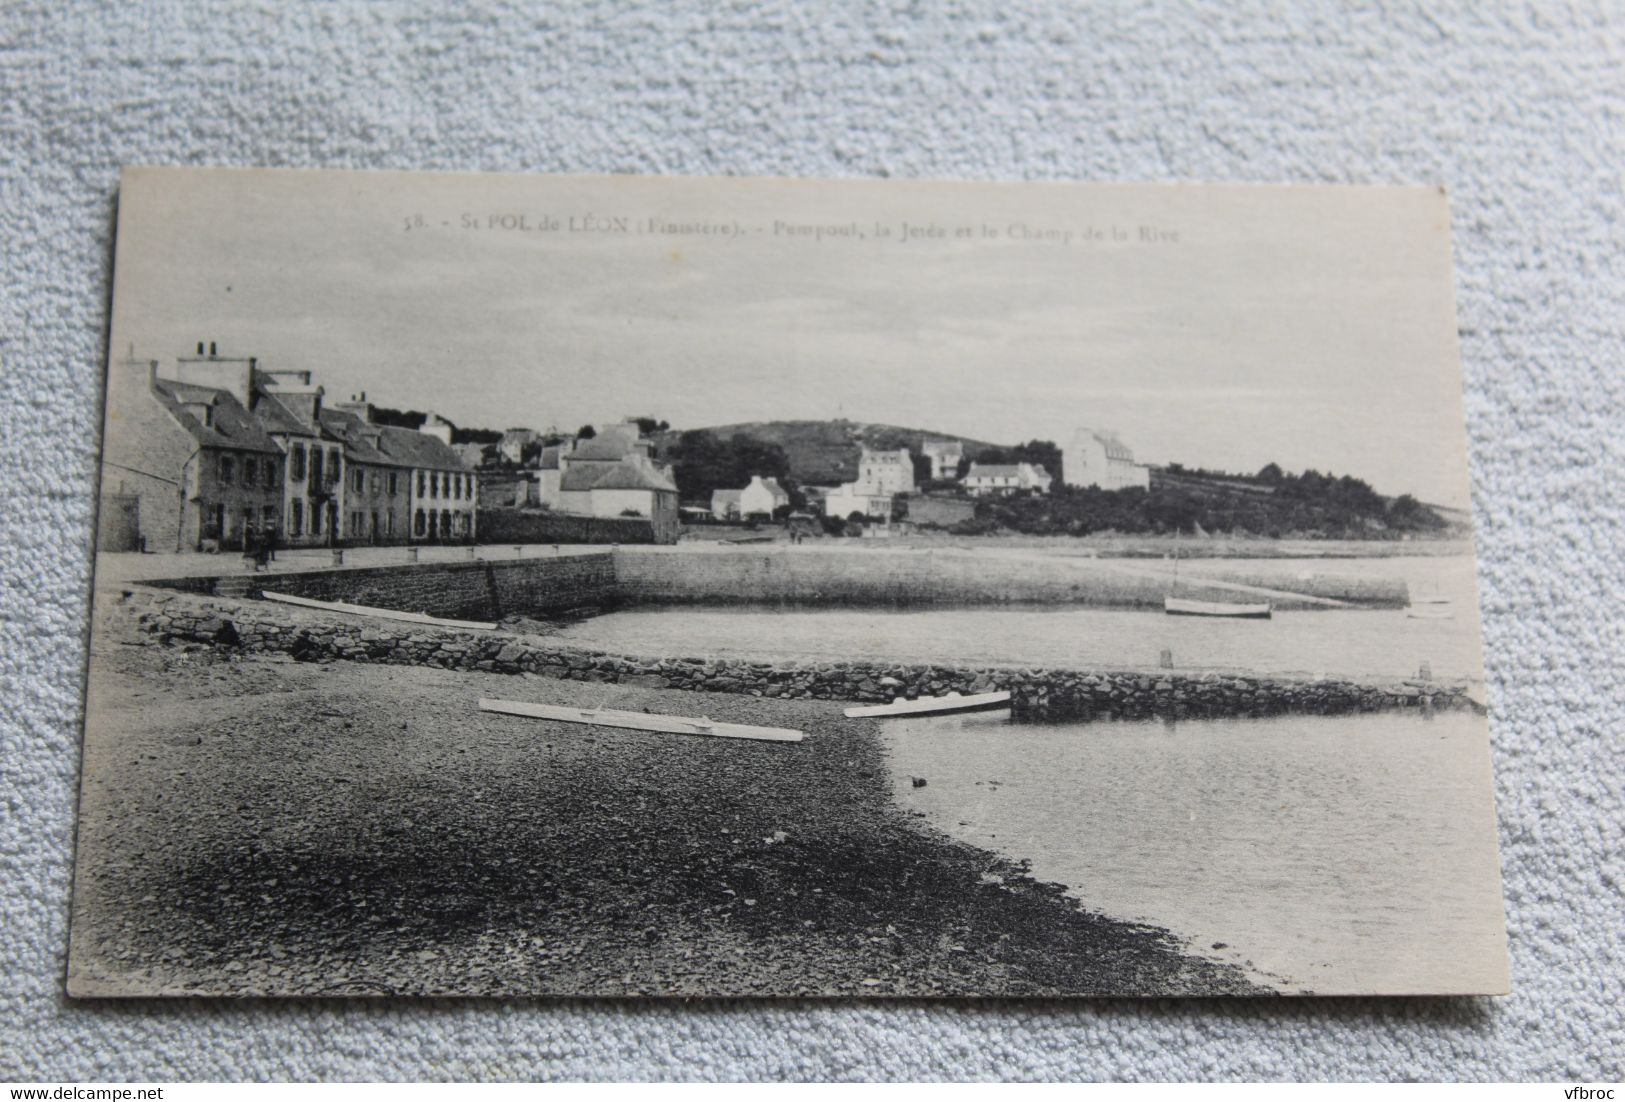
[120,588,1475,720]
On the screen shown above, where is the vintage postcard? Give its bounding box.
[71,167,1507,997]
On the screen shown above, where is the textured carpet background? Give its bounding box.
[2,0,1620,1082]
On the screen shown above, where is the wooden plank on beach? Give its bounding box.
[478,698,804,743]
[262,590,497,630]
[844,691,1012,719]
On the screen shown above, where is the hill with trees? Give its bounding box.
[950,464,1455,540]
[654,419,1001,485]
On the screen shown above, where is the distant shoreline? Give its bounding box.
[685,527,1476,560]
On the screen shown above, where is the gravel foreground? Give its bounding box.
[70,615,1267,998]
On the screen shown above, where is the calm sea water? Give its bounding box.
[558,556,1485,679]
[881,709,1508,994]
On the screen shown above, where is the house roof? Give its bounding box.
[560,465,609,492]
[924,439,964,455]
[318,409,393,466]
[152,379,283,455]
[570,434,642,462]
[251,390,322,437]
[967,463,1022,479]
[1080,430,1134,462]
[754,477,787,498]
[566,459,678,494]
[499,429,537,447]
[538,445,564,470]
[375,424,471,472]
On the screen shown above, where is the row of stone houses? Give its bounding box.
[99,342,476,553]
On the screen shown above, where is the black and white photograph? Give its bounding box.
[70,166,1508,998]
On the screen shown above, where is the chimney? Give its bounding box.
[419,412,453,445]
[175,342,255,409]
[336,393,374,423]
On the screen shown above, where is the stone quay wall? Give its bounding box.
[147,553,617,622]
[478,507,658,547]
[117,588,1474,721]
[611,547,1410,610]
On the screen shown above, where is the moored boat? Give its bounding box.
[1163,596,1272,619]
[844,690,1012,719]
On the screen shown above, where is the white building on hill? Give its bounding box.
[1065,428,1150,491]
[964,462,1052,496]
[855,447,915,495]
[922,439,964,480]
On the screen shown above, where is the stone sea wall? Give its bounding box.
[478,508,659,546]
[147,553,617,621]
[116,588,1474,721]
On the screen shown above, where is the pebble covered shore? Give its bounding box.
[71,602,1269,997]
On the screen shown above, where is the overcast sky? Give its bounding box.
[108,168,1475,507]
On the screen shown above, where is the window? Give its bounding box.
[329,449,342,485]
[290,499,303,537]
[414,508,426,537]
[386,512,395,536]
[388,472,399,496]
[312,502,323,536]
[370,472,380,495]
[265,460,277,490]
[310,447,323,489]
[262,505,276,530]
[290,443,306,481]
[352,467,364,493]
[243,457,257,487]
[219,454,234,483]
[417,471,426,498]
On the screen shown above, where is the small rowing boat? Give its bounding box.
[478,698,803,742]
[844,690,1012,719]
[1163,596,1272,619]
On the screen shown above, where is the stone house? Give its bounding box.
[964,462,1053,496]
[248,368,346,547]
[922,439,964,480]
[1065,428,1151,491]
[854,446,915,495]
[100,351,284,552]
[823,483,894,521]
[497,428,538,466]
[737,475,790,518]
[559,452,679,543]
[377,425,477,543]
[534,442,572,509]
[322,404,410,544]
